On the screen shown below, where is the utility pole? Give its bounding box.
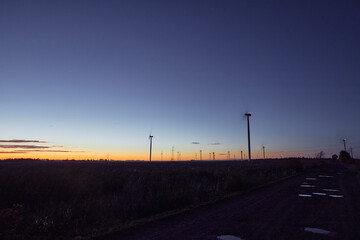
[245,112,252,161]
[241,150,243,160]
[213,152,215,161]
[200,150,202,161]
[343,139,347,152]
[263,146,266,159]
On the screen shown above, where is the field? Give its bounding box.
[0,158,323,239]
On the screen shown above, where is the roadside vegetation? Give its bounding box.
[0,158,323,239]
[339,150,360,181]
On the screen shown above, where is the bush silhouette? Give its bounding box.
[339,150,353,163]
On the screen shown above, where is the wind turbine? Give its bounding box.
[245,112,252,161]
[149,134,153,162]
[263,146,266,159]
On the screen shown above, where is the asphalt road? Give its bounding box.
[104,162,360,240]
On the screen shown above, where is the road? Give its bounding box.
[104,162,360,240]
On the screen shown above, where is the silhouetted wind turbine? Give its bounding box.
[263,146,266,159]
[245,112,252,161]
[149,134,153,162]
[171,146,174,161]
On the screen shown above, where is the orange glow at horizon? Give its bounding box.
[0,149,311,161]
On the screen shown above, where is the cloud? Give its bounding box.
[0,145,50,149]
[191,142,200,144]
[28,150,85,153]
[208,142,221,145]
[0,150,86,154]
[0,151,27,154]
[0,140,46,143]
[0,139,85,154]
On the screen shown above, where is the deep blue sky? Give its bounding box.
[1,0,359,160]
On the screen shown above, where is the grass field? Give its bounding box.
[0,158,324,239]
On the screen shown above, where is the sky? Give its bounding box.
[1,0,359,160]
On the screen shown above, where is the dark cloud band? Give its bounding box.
[0,140,46,143]
[0,145,50,149]
[0,150,85,154]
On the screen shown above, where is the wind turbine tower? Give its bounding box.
[263,146,266,159]
[245,112,252,161]
[343,139,347,152]
[171,146,174,161]
[149,134,153,162]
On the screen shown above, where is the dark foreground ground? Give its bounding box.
[0,158,308,239]
[105,162,360,240]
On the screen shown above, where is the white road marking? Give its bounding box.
[298,194,312,197]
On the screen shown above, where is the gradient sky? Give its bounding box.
[1,0,359,160]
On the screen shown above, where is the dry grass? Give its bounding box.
[0,158,322,239]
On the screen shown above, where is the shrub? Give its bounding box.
[339,150,353,163]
